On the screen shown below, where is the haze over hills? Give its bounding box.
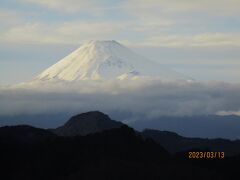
[33,40,191,82]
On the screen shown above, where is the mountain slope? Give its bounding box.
[0,123,174,180]
[0,113,239,179]
[52,111,124,136]
[130,115,240,139]
[142,129,240,156]
[35,40,190,82]
[0,125,56,143]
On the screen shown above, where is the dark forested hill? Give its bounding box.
[52,111,124,136]
[0,111,240,179]
[142,129,240,156]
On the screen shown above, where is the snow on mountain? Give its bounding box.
[34,40,191,82]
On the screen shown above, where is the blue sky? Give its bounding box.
[0,0,240,84]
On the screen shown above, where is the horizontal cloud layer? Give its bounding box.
[0,80,239,122]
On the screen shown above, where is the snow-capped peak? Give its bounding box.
[35,40,190,82]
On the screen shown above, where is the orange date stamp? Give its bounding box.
[188,151,224,159]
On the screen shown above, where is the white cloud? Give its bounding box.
[2,23,239,48]
[137,33,240,48]
[0,23,55,44]
[56,21,124,39]
[0,9,23,26]
[1,1,239,47]
[20,0,240,16]
[124,0,240,16]
[217,110,240,116]
[0,21,124,44]
[20,0,109,14]
[121,0,240,41]
[0,80,240,118]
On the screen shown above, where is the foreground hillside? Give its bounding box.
[0,111,239,179]
[142,129,240,156]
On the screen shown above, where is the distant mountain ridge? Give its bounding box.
[1,113,240,139]
[142,129,240,156]
[0,125,56,143]
[130,115,240,139]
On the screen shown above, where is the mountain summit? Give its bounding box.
[52,111,124,136]
[35,40,190,82]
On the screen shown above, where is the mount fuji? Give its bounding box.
[33,40,191,82]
